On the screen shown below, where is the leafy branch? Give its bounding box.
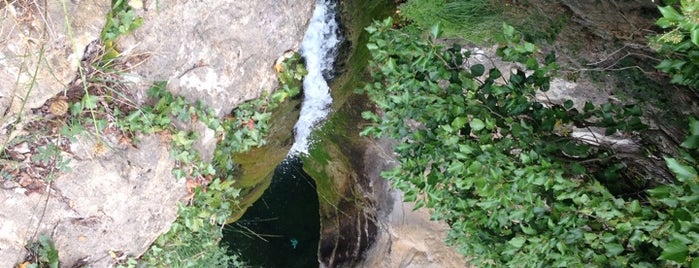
[361,17,698,267]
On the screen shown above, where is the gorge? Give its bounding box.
[0,0,465,266]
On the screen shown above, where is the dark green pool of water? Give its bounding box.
[223,156,320,268]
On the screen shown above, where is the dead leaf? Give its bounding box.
[118,135,133,147]
[186,178,199,193]
[93,142,107,156]
[19,173,32,187]
[159,130,172,143]
[245,118,255,130]
[48,98,69,116]
[191,113,199,124]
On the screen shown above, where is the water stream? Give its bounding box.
[289,0,342,155]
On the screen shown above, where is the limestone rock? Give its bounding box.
[0,1,108,145]
[0,135,181,267]
[117,0,314,163]
[0,0,315,267]
[119,0,315,118]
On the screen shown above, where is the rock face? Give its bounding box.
[0,135,180,267]
[358,139,469,268]
[119,0,314,163]
[120,0,314,118]
[0,1,108,145]
[0,0,313,267]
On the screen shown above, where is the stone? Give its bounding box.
[119,0,315,118]
[117,0,314,163]
[0,1,108,145]
[0,135,181,267]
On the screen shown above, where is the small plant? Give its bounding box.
[19,234,60,268]
[652,0,699,89]
[101,0,144,59]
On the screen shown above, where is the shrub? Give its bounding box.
[361,18,699,267]
[652,0,699,89]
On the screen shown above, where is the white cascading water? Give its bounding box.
[289,0,342,155]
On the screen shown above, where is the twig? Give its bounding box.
[234,223,269,242]
[30,180,52,242]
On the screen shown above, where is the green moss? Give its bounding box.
[232,95,301,188]
[226,54,305,221]
[304,139,345,207]
[302,0,395,219]
[226,172,273,223]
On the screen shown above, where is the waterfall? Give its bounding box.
[289,0,341,155]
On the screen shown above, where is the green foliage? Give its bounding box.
[141,179,245,267]
[212,52,305,181]
[21,235,60,268]
[100,0,144,60]
[37,235,59,268]
[398,0,568,43]
[652,1,699,89]
[399,0,503,42]
[101,0,143,42]
[361,18,698,267]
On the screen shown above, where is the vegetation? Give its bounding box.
[652,0,699,89]
[137,53,305,267]
[399,0,568,43]
[19,235,60,268]
[360,11,699,267]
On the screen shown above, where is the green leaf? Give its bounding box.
[563,100,574,110]
[361,111,380,122]
[523,42,536,53]
[658,6,684,23]
[508,236,526,249]
[503,23,515,39]
[605,243,624,256]
[82,94,99,109]
[430,23,442,39]
[692,27,699,47]
[520,224,536,235]
[470,64,485,76]
[680,135,699,149]
[665,157,697,182]
[470,118,485,131]
[657,17,674,28]
[452,117,468,129]
[659,239,688,263]
[648,185,671,198]
[690,118,699,136]
[447,161,464,174]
